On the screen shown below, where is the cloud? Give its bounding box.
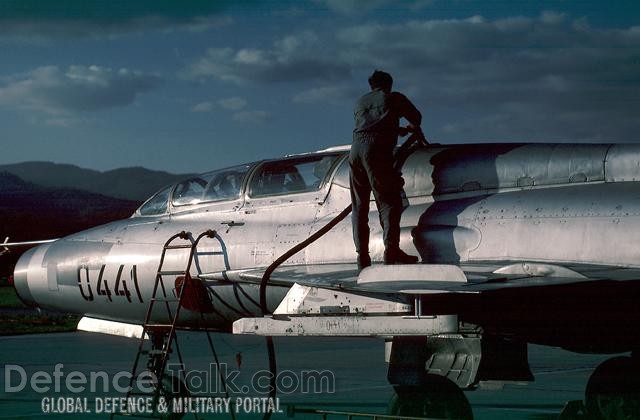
[191,101,213,112]
[313,0,430,15]
[0,65,161,115]
[44,116,91,127]
[184,31,351,84]
[232,110,270,124]
[217,96,247,111]
[187,12,639,141]
[292,85,358,104]
[191,96,265,123]
[0,1,236,39]
[332,13,640,141]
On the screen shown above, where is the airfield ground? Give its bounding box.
[0,329,624,419]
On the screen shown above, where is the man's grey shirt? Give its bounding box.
[353,89,422,144]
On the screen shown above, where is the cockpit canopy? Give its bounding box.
[172,164,251,207]
[249,155,338,197]
[136,153,343,217]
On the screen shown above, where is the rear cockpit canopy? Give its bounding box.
[134,152,344,217]
[249,154,339,197]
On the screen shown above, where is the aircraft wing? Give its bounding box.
[199,261,640,295]
[202,261,640,343]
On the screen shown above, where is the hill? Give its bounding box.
[0,172,142,278]
[0,161,193,201]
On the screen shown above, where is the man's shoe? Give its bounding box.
[384,249,419,265]
[357,253,372,271]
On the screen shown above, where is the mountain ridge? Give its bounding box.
[0,171,143,277]
[0,161,194,201]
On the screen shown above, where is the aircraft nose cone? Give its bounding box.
[13,246,43,307]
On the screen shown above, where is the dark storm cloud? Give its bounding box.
[0,65,162,114]
[187,12,640,141]
[0,0,237,38]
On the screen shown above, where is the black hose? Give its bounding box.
[261,336,277,420]
[259,205,352,315]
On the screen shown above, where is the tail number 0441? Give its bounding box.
[77,265,143,303]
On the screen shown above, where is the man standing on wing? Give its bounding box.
[350,70,422,270]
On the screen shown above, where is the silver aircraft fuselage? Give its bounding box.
[13,143,640,350]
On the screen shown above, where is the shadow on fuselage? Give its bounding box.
[413,144,521,264]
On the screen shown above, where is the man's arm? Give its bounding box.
[393,92,428,145]
[392,92,422,128]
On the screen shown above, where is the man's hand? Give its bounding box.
[399,124,420,136]
[400,125,429,145]
[413,126,429,146]
[407,126,428,146]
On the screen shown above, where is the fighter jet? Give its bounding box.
[9,138,640,418]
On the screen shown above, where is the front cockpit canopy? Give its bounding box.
[172,164,252,206]
[135,153,344,217]
[137,164,251,216]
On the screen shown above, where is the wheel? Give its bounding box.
[585,356,640,420]
[387,374,473,420]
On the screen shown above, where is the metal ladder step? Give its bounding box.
[143,324,175,329]
[163,244,193,249]
[157,270,187,276]
[150,298,180,303]
[140,349,169,356]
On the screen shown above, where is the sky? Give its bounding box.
[0,0,638,174]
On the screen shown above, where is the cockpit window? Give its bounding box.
[203,165,251,202]
[249,154,340,198]
[172,164,251,207]
[138,185,172,216]
[172,175,213,206]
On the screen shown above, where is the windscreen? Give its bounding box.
[138,185,172,216]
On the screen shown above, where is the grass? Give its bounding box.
[0,285,80,335]
[0,313,80,335]
[0,285,26,308]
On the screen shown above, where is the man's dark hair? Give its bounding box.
[368,70,393,91]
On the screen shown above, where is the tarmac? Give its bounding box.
[0,331,626,419]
